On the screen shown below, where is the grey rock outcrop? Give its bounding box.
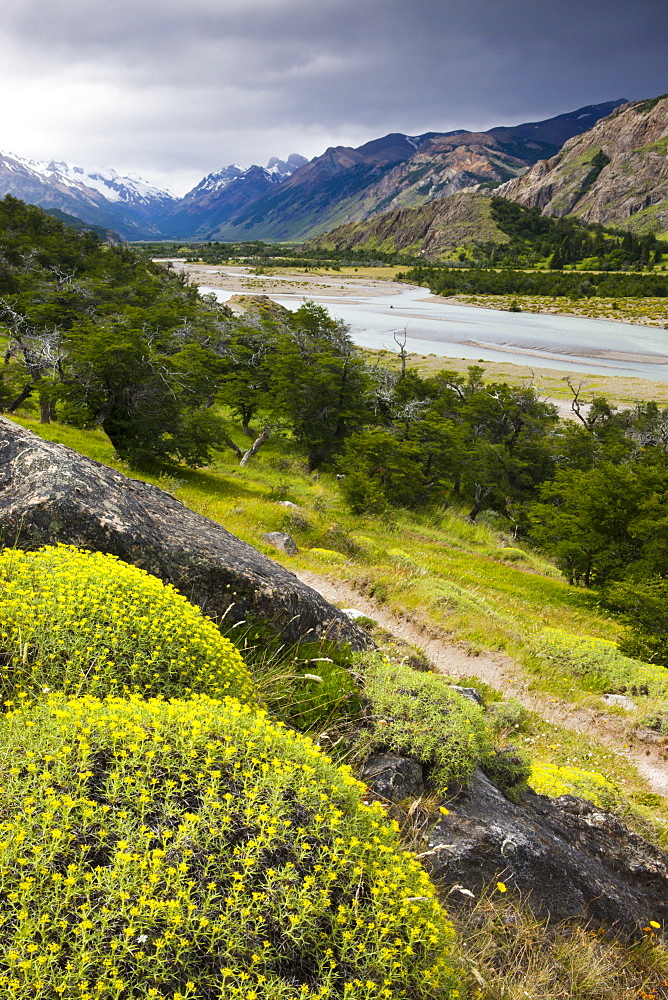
[449,685,484,705]
[361,753,425,802]
[426,769,668,937]
[602,693,636,711]
[262,532,299,556]
[0,418,372,649]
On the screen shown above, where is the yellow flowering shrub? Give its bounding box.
[0,694,462,999]
[532,627,668,697]
[529,763,623,813]
[0,546,255,705]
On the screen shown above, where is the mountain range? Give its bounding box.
[308,95,668,259]
[0,152,176,239]
[0,100,626,241]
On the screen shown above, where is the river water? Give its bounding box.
[200,280,668,381]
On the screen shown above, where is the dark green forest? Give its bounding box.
[400,265,668,299]
[133,238,412,268]
[3,194,668,663]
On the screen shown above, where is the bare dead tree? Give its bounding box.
[240,426,271,466]
[564,376,592,427]
[393,326,408,379]
[0,298,66,422]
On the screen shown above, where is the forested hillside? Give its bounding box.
[308,191,668,267]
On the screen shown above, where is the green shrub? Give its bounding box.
[481,747,530,796]
[531,627,668,697]
[605,579,668,667]
[529,763,624,812]
[487,698,532,734]
[363,656,493,791]
[0,694,462,999]
[387,549,424,574]
[0,546,255,706]
[641,711,668,735]
[306,547,348,564]
[496,547,528,562]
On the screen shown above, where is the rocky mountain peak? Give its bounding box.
[499,95,668,233]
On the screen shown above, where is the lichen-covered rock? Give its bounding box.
[362,752,425,802]
[427,769,668,937]
[0,418,372,649]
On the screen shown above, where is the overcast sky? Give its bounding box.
[1,0,666,195]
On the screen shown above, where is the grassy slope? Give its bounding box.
[2,414,630,684]
[8,415,668,760]
[306,192,509,260]
[10,412,668,808]
[8,412,668,996]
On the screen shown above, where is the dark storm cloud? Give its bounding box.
[1,0,666,192]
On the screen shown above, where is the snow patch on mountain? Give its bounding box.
[0,151,175,206]
[184,154,307,199]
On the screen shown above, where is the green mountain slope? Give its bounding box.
[45,208,121,243]
[306,191,509,259]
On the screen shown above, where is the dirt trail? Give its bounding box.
[297,570,668,796]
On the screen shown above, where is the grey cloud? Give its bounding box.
[0,0,666,192]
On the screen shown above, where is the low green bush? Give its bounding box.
[0,546,255,706]
[605,579,668,667]
[531,627,668,697]
[487,698,532,734]
[482,748,530,796]
[363,656,493,791]
[496,547,529,562]
[0,694,463,999]
[306,548,348,564]
[641,711,668,735]
[387,549,425,574]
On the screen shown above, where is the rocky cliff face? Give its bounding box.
[499,95,668,234]
[341,134,528,223]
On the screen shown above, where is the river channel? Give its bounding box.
[197,274,668,381]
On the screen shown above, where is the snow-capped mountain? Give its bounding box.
[190,154,307,197]
[154,154,308,237]
[0,151,177,238]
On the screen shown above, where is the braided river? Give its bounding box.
[196,271,668,380]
